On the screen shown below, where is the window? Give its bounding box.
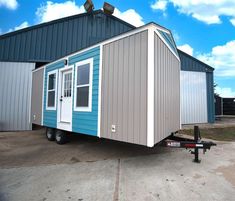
[74,59,93,111]
[46,70,57,110]
[63,72,72,97]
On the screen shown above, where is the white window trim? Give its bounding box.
[74,58,93,112]
[46,69,58,110]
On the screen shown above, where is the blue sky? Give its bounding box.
[0,0,235,97]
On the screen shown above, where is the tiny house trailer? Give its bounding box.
[32,23,181,147]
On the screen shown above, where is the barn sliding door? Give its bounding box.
[180,71,208,124]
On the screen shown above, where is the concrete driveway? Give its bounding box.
[0,129,235,201]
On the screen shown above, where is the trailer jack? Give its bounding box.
[164,126,216,163]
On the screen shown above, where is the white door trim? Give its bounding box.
[57,65,74,131]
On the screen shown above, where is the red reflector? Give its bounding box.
[185,144,196,148]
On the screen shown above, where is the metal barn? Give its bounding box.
[0,10,134,131]
[0,62,35,130]
[31,23,180,147]
[178,50,215,124]
[0,9,215,132]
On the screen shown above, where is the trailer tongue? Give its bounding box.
[163,126,216,163]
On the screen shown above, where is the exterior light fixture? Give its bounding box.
[103,2,115,15]
[84,0,94,13]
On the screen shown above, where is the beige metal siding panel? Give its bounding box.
[0,62,35,131]
[122,37,130,143]
[127,35,135,143]
[101,31,148,146]
[154,34,180,144]
[31,68,44,125]
[140,34,148,144]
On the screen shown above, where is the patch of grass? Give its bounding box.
[180,127,235,141]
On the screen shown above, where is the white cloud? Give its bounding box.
[172,30,180,42]
[216,87,235,98]
[0,0,18,10]
[230,18,235,26]
[178,44,193,56]
[35,1,144,27]
[8,21,29,33]
[151,0,167,11]
[36,1,84,23]
[14,21,29,30]
[197,40,235,77]
[114,8,144,27]
[151,0,235,25]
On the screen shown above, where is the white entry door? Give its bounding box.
[60,70,72,123]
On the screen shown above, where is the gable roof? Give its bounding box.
[178,49,214,72]
[0,10,135,39]
[0,10,135,63]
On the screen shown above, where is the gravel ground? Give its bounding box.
[182,116,235,129]
[0,129,235,201]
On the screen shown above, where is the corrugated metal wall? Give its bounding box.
[181,71,208,124]
[179,50,213,73]
[0,62,35,131]
[0,11,134,63]
[31,68,44,125]
[206,72,215,122]
[178,49,214,123]
[154,34,180,144]
[101,31,148,146]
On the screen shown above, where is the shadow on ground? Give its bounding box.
[0,129,172,168]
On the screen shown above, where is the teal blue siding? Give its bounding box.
[207,72,215,123]
[69,46,100,136]
[43,60,65,128]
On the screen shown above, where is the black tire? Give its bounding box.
[55,130,68,145]
[46,128,55,141]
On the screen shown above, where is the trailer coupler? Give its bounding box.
[164,126,216,163]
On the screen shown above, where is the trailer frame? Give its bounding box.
[163,126,216,163]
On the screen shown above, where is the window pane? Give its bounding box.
[76,86,89,107]
[48,91,55,107]
[63,72,72,97]
[48,74,56,90]
[68,89,71,97]
[64,89,67,97]
[77,64,90,85]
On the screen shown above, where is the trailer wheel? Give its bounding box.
[46,128,55,141]
[55,130,67,145]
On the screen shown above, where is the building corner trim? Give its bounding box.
[147,27,155,147]
[97,45,103,138]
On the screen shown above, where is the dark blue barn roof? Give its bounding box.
[0,10,135,64]
[178,49,214,72]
